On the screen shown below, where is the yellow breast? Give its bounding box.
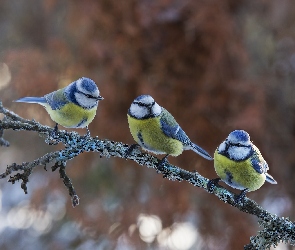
[127,114,183,156]
[44,103,97,128]
[214,150,266,192]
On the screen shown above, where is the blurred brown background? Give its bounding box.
[0,0,294,249]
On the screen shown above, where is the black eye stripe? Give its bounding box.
[134,101,155,107]
[85,94,94,98]
[230,142,249,147]
[77,91,96,99]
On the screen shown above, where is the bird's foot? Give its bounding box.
[124,144,140,158]
[235,188,249,204]
[207,178,221,193]
[157,154,169,171]
[84,127,91,138]
[46,124,59,145]
[51,123,58,137]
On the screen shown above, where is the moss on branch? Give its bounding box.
[0,101,294,248]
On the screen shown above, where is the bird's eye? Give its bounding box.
[85,93,94,98]
[137,102,146,106]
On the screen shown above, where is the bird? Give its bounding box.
[15,77,103,134]
[127,94,213,164]
[208,129,277,201]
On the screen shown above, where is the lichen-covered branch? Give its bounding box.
[0,101,294,249]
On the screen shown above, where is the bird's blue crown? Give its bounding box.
[134,95,154,104]
[79,77,97,92]
[228,130,250,144]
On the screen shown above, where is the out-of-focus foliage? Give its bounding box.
[0,0,294,249]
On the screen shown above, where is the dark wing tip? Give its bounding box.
[191,143,213,160]
[265,173,277,184]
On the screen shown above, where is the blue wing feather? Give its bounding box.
[251,154,277,184]
[159,108,213,160]
[160,119,178,137]
[265,173,277,184]
[160,119,190,144]
[45,90,68,110]
[250,157,267,174]
[190,142,213,160]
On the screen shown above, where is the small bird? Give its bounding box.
[208,130,277,201]
[127,95,213,164]
[15,77,103,134]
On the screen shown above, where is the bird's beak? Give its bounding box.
[97,96,104,100]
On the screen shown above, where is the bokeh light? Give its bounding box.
[0,0,295,249]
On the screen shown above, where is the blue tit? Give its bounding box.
[127,95,213,163]
[208,130,277,200]
[15,77,103,132]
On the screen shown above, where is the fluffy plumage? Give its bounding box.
[213,130,277,192]
[127,94,212,160]
[15,77,103,128]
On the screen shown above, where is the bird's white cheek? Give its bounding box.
[218,141,227,153]
[74,93,97,108]
[129,104,148,118]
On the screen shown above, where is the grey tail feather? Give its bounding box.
[265,173,277,184]
[14,97,47,104]
[190,142,213,160]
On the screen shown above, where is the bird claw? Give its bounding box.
[83,127,91,138]
[157,154,169,172]
[207,178,221,193]
[48,124,59,141]
[85,127,91,137]
[235,188,249,204]
[124,144,140,158]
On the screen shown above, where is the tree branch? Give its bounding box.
[0,101,294,249]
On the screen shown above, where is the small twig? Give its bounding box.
[52,161,79,207]
[0,128,9,147]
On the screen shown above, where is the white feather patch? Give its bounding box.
[74,92,98,109]
[151,102,161,116]
[137,95,154,105]
[218,141,227,152]
[228,146,251,161]
[129,103,149,118]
